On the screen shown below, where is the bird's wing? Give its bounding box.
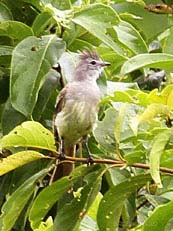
[52,86,68,146]
[55,87,67,113]
[52,85,75,180]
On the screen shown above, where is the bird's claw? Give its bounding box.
[86,155,94,166]
[59,151,66,161]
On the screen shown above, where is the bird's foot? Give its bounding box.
[59,138,66,161]
[86,154,94,166]
[59,150,66,161]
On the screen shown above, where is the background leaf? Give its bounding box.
[1,99,26,135]
[94,108,117,153]
[32,69,60,121]
[32,11,53,36]
[113,20,148,54]
[0,151,47,176]
[72,4,125,57]
[0,166,54,231]
[30,177,74,230]
[10,35,65,116]
[143,200,173,231]
[0,121,56,151]
[53,167,102,231]
[0,2,13,21]
[162,27,173,54]
[0,21,33,44]
[139,104,170,123]
[0,0,173,230]
[41,0,72,10]
[121,53,173,75]
[29,165,99,229]
[149,129,172,188]
[113,1,169,42]
[97,174,151,231]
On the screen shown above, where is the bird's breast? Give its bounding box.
[55,81,101,144]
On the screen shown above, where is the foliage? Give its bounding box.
[0,0,173,230]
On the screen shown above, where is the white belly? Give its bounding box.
[55,100,97,145]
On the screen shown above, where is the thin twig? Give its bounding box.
[61,156,173,174]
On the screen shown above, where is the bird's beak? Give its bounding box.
[100,61,111,67]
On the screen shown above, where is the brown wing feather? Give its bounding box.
[55,87,67,113]
[52,85,75,180]
[52,87,67,148]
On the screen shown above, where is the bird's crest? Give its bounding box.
[79,49,100,61]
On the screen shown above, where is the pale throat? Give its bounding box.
[74,69,100,84]
[85,69,100,83]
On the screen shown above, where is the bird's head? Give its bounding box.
[74,50,110,82]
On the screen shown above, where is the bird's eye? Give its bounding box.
[90,60,96,65]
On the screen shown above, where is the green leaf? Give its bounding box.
[0,21,33,43]
[145,194,169,208]
[97,174,151,231]
[124,151,146,165]
[163,85,173,110]
[107,85,173,109]
[148,85,173,107]
[103,89,143,105]
[87,192,102,221]
[143,200,173,231]
[53,168,102,231]
[79,215,97,231]
[0,54,11,69]
[0,151,47,176]
[163,27,173,54]
[32,11,53,36]
[0,166,54,231]
[44,4,72,28]
[10,35,65,116]
[121,53,173,75]
[114,103,129,144]
[114,2,169,42]
[29,165,98,229]
[121,194,136,230]
[35,217,53,231]
[21,0,43,11]
[111,91,136,104]
[97,47,127,76]
[58,52,77,82]
[30,177,73,229]
[68,38,94,52]
[41,0,71,10]
[149,129,172,188]
[107,81,139,95]
[139,104,170,123]
[160,149,173,168]
[0,45,13,56]
[72,4,125,57]
[114,103,140,142]
[0,2,13,21]
[113,20,148,54]
[105,168,130,187]
[1,99,26,135]
[32,69,60,120]
[73,3,119,27]
[0,121,56,152]
[94,108,117,153]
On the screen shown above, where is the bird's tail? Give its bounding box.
[53,145,75,180]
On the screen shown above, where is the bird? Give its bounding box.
[53,50,110,178]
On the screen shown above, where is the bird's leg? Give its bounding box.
[83,137,94,165]
[59,138,66,160]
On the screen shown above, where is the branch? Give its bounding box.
[62,156,173,174]
[145,4,173,14]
